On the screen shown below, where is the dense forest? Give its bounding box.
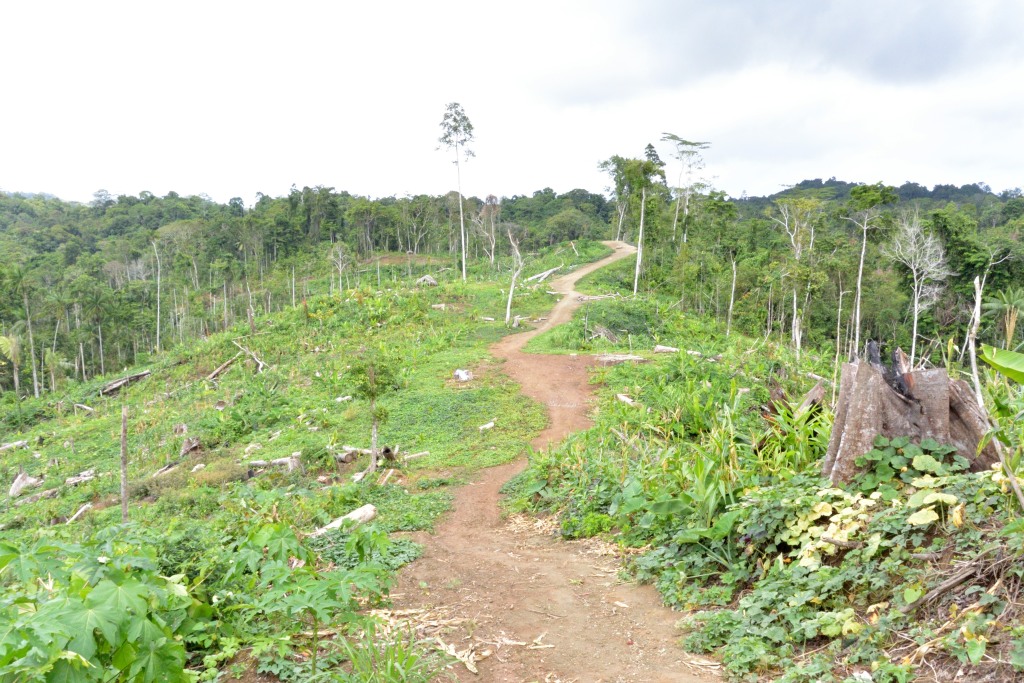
[2,149,1022,401]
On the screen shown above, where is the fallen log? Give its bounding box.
[14,487,59,506]
[524,265,562,283]
[100,370,151,396]
[416,275,438,287]
[596,354,647,366]
[64,470,96,486]
[653,345,679,354]
[0,440,29,453]
[207,352,243,381]
[615,394,636,406]
[9,472,43,498]
[73,403,94,413]
[308,504,377,537]
[248,453,303,472]
[66,503,93,524]
[152,463,179,478]
[403,450,429,461]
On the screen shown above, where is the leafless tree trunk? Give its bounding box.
[633,188,646,296]
[882,213,951,366]
[505,226,524,325]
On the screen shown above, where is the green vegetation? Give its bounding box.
[2,139,1024,681]
[508,300,1024,680]
[0,240,606,681]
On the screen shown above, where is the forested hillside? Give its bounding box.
[2,166,1022,406]
[2,146,1023,681]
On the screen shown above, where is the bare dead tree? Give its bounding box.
[882,213,952,366]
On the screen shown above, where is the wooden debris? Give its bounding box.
[577,293,618,302]
[152,463,179,478]
[15,487,59,506]
[653,344,679,353]
[596,354,647,366]
[100,370,151,395]
[191,463,206,473]
[309,503,377,537]
[403,450,429,461]
[335,395,352,402]
[0,440,29,453]
[430,303,447,310]
[73,403,94,413]
[589,324,619,343]
[206,352,242,381]
[416,274,438,287]
[65,470,96,486]
[231,340,268,373]
[248,453,302,472]
[479,420,495,432]
[481,316,495,322]
[453,369,473,382]
[9,472,43,498]
[179,436,201,457]
[66,503,93,524]
[794,380,825,415]
[524,265,562,283]
[615,394,636,406]
[686,350,723,362]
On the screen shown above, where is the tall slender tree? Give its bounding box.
[661,133,710,245]
[438,102,475,282]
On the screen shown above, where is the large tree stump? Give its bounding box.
[822,358,998,484]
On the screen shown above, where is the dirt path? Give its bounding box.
[394,242,718,682]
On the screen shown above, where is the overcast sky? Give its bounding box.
[3,0,1022,206]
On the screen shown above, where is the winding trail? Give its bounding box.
[394,242,717,682]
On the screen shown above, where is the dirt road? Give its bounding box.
[393,242,718,682]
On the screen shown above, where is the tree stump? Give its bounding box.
[822,358,998,484]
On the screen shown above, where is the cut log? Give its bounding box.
[309,504,378,537]
[9,472,43,498]
[653,345,679,354]
[416,275,438,287]
[823,359,998,484]
[248,453,302,472]
[596,354,647,366]
[207,352,243,381]
[0,440,29,453]
[100,370,151,396]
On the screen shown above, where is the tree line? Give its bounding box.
[0,185,611,397]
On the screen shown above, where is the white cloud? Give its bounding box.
[1,1,1020,206]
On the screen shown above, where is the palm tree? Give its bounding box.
[984,287,1024,350]
[0,325,25,395]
